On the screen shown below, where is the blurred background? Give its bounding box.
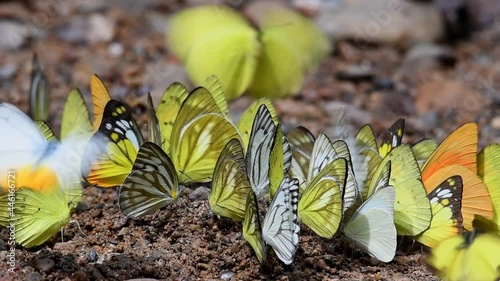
[0,0,499,145]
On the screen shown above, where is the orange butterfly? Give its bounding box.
[90,74,111,130]
[421,123,493,230]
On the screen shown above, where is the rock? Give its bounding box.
[88,249,99,262]
[0,21,27,50]
[316,0,444,46]
[322,101,373,127]
[188,186,210,201]
[0,64,17,81]
[336,65,374,82]
[87,14,115,43]
[399,43,456,79]
[221,270,235,280]
[25,272,43,281]
[34,258,55,273]
[491,116,500,130]
[56,16,88,43]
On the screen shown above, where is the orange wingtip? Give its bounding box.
[90,74,111,130]
[1,165,60,193]
[422,123,478,181]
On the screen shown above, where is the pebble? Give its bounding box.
[0,64,17,81]
[491,116,500,129]
[88,249,99,262]
[87,14,115,43]
[108,42,124,57]
[221,270,235,280]
[336,65,374,82]
[188,186,210,201]
[25,272,43,281]
[34,258,55,273]
[0,21,27,50]
[56,16,88,43]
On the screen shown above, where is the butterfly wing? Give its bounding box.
[298,158,346,238]
[29,54,50,122]
[147,93,162,147]
[242,191,267,263]
[378,118,405,158]
[367,144,431,236]
[83,100,144,187]
[262,177,300,265]
[237,98,279,150]
[478,144,500,234]
[417,176,464,248]
[412,139,438,168]
[90,74,111,130]
[35,121,57,141]
[61,88,93,140]
[119,142,180,218]
[246,104,276,197]
[343,185,397,262]
[287,126,315,187]
[210,139,251,221]
[269,124,292,199]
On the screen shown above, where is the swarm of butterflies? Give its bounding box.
[1,68,500,280]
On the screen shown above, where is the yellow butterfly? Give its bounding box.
[416,175,464,248]
[287,126,315,187]
[119,142,182,218]
[298,158,346,238]
[167,5,330,99]
[0,165,77,248]
[90,74,111,131]
[478,144,500,235]
[29,54,50,122]
[236,98,279,150]
[210,139,251,221]
[365,144,431,236]
[428,230,500,281]
[83,100,144,187]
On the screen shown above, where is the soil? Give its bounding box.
[0,1,499,280]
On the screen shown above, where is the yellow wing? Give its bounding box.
[156,82,189,153]
[202,75,229,117]
[147,93,162,147]
[478,144,500,235]
[210,139,251,221]
[269,124,292,199]
[298,158,346,238]
[287,126,315,188]
[29,54,50,122]
[417,176,464,248]
[35,121,57,141]
[61,88,93,139]
[378,118,405,158]
[83,100,144,187]
[366,144,431,236]
[90,74,111,130]
[242,191,267,263]
[119,142,181,218]
[412,139,438,168]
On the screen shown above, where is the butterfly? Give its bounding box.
[342,162,397,262]
[378,118,405,158]
[0,164,80,248]
[243,176,300,264]
[118,142,182,218]
[209,138,251,221]
[29,54,50,122]
[364,144,431,236]
[82,100,144,187]
[298,158,346,238]
[244,104,292,198]
[478,144,500,235]
[156,76,228,153]
[168,86,240,183]
[237,98,279,150]
[167,4,330,100]
[428,230,500,281]
[421,123,493,230]
[61,88,93,140]
[416,175,464,248]
[412,139,438,168]
[0,103,88,206]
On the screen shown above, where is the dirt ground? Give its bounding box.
[0,0,499,280]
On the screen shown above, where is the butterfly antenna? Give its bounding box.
[69,219,86,237]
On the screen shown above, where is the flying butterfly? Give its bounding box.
[119,142,182,218]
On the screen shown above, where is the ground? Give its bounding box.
[0,1,499,280]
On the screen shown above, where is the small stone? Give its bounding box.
[336,65,374,82]
[87,14,115,43]
[188,186,210,201]
[25,272,43,281]
[88,249,99,262]
[108,42,124,57]
[34,258,55,273]
[221,270,234,280]
[0,21,27,50]
[0,64,17,81]
[491,116,500,129]
[117,228,128,237]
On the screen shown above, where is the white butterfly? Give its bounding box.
[0,103,91,199]
[342,169,396,263]
[245,104,277,198]
[262,176,300,265]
